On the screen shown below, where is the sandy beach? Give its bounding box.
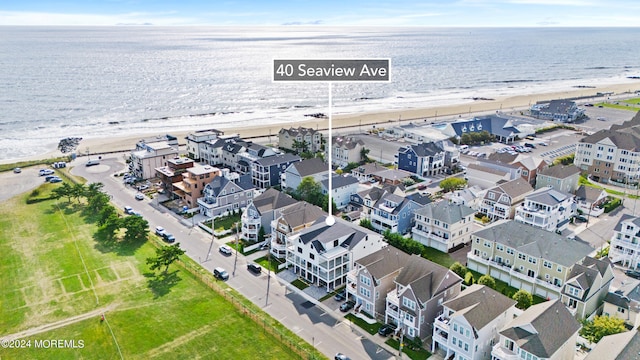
[7,80,640,164]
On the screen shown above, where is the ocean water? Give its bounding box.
[1,26,640,161]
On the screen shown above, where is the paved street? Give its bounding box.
[70,156,396,360]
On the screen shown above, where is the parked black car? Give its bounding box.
[574,215,588,223]
[339,300,355,312]
[378,323,397,337]
[625,269,640,279]
[247,263,262,274]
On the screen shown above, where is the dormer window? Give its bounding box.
[477,123,482,131]
[469,125,475,132]
[461,126,467,133]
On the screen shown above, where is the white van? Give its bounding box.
[459,145,469,153]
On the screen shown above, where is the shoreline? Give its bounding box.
[3,80,640,165]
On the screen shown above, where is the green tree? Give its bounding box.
[257,226,266,243]
[146,243,186,274]
[580,315,626,344]
[477,274,496,289]
[85,182,105,200]
[88,192,111,214]
[292,139,309,154]
[359,219,375,231]
[464,272,475,286]
[439,178,467,193]
[97,205,118,227]
[121,215,149,244]
[296,177,323,206]
[71,183,86,203]
[51,182,74,203]
[360,147,370,162]
[98,211,121,243]
[449,262,468,279]
[512,289,533,310]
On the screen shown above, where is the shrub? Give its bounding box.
[604,197,622,213]
[449,262,467,278]
[464,272,475,286]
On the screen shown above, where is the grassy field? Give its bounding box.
[594,97,640,111]
[0,186,306,359]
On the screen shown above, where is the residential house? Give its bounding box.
[448,114,521,144]
[346,246,411,320]
[371,168,413,186]
[320,175,360,210]
[270,201,325,259]
[561,256,614,319]
[198,134,240,166]
[369,192,429,235]
[236,142,278,174]
[412,201,476,252]
[285,216,386,292]
[442,185,485,209]
[350,162,387,183]
[530,99,584,122]
[602,280,640,329]
[512,155,548,186]
[251,153,301,190]
[492,300,580,360]
[432,285,518,360]
[282,157,326,191]
[609,214,640,269]
[385,255,463,340]
[479,179,534,221]
[465,163,514,190]
[185,129,224,161]
[241,188,297,242]
[332,136,365,168]
[535,164,581,193]
[172,164,221,209]
[155,157,195,196]
[197,174,255,218]
[575,185,608,217]
[584,330,640,360]
[396,142,446,177]
[278,126,323,154]
[514,186,576,232]
[467,220,594,299]
[574,111,640,184]
[129,141,179,180]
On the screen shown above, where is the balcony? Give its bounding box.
[491,343,519,360]
[434,314,451,332]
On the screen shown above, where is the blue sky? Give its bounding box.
[1,0,640,26]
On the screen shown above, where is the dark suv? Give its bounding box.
[247,263,262,274]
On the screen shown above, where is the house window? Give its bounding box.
[359,287,371,298]
[488,192,495,200]
[618,307,626,313]
[309,253,315,260]
[568,286,580,297]
[496,244,504,251]
[297,247,303,253]
[360,275,371,286]
[402,297,416,311]
[543,260,552,269]
[506,248,514,255]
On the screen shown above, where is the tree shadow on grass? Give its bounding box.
[44,201,82,215]
[145,270,182,299]
[93,230,147,256]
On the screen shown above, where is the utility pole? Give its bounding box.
[205,216,215,262]
[233,222,239,276]
[265,246,271,307]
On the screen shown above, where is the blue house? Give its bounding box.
[396,142,445,177]
[251,153,301,190]
[449,115,520,144]
[369,192,430,235]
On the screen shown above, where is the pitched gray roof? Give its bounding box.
[496,178,534,198]
[395,254,462,304]
[575,185,606,202]
[500,300,580,358]
[467,163,509,176]
[613,214,640,233]
[444,284,516,331]
[251,189,297,215]
[333,136,364,149]
[580,129,640,151]
[525,187,571,206]
[414,201,474,224]
[291,157,327,177]
[584,330,640,360]
[355,246,411,282]
[320,175,359,189]
[297,216,375,251]
[405,142,444,157]
[255,153,301,166]
[474,220,593,266]
[538,164,580,179]
[279,201,326,229]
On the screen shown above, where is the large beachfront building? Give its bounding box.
[185,129,224,162]
[129,141,179,180]
[574,111,640,184]
[278,126,323,154]
[530,99,584,123]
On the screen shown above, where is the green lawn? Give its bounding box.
[594,99,640,111]
[0,187,311,359]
